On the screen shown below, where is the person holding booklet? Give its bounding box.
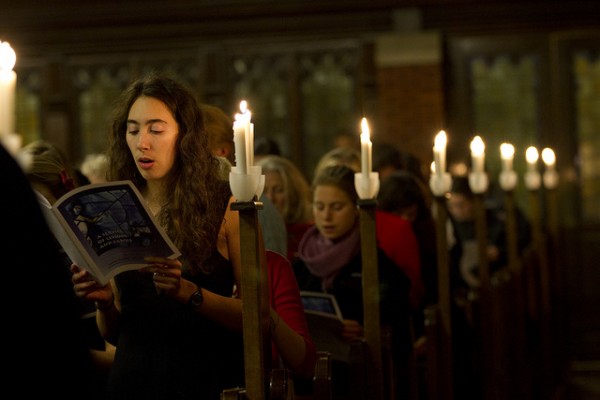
[70,71,260,399]
[18,139,115,398]
[292,165,413,399]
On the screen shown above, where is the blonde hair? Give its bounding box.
[256,155,312,225]
[313,146,361,180]
[18,140,74,202]
[80,153,108,184]
[201,103,235,163]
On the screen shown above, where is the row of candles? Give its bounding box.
[432,130,559,193]
[433,131,556,176]
[230,102,558,200]
[230,100,378,200]
[2,39,557,197]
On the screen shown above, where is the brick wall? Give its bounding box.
[374,32,445,179]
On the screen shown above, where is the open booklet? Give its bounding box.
[39,180,181,285]
[300,291,350,362]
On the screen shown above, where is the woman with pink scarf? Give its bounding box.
[292,165,412,399]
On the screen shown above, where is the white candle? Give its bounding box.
[0,41,17,136]
[470,135,485,173]
[248,114,254,167]
[525,146,539,173]
[360,117,372,175]
[433,130,447,177]
[500,143,515,172]
[233,101,250,174]
[237,100,254,168]
[541,147,556,172]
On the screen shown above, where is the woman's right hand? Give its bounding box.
[70,264,113,305]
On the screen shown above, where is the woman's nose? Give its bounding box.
[136,131,150,150]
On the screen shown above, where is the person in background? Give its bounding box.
[201,102,288,257]
[293,165,412,399]
[371,141,406,182]
[256,154,314,262]
[17,140,115,397]
[80,152,109,184]
[376,169,438,369]
[212,153,318,392]
[446,175,509,289]
[313,145,423,311]
[313,146,362,183]
[71,72,255,399]
[2,141,95,399]
[265,250,318,387]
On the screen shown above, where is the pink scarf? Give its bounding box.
[297,224,361,290]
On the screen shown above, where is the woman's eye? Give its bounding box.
[150,124,165,133]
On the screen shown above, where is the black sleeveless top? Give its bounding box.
[106,250,244,400]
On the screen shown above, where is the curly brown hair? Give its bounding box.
[106,71,227,274]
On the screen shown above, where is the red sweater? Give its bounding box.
[267,250,317,378]
[375,209,424,310]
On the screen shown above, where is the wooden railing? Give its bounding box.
[423,182,565,400]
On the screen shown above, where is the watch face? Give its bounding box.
[190,291,203,306]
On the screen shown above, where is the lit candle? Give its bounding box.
[360,117,372,176]
[237,100,254,167]
[233,101,250,174]
[248,115,254,167]
[500,143,515,172]
[525,146,539,172]
[433,130,447,177]
[470,135,485,173]
[0,41,17,136]
[541,147,556,172]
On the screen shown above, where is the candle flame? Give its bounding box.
[434,130,447,150]
[525,146,539,164]
[541,147,556,166]
[360,118,370,136]
[500,143,515,160]
[239,100,248,114]
[0,41,16,71]
[470,135,485,156]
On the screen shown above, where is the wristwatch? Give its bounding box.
[188,288,204,308]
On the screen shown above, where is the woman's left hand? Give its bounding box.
[141,257,184,296]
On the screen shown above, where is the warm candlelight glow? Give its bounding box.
[500,143,515,172]
[470,135,485,173]
[526,146,539,172]
[239,100,248,114]
[0,41,17,136]
[360,117,372,176]
[541,147,558,189]
[0,42,16,71]
[433,130,447,176]
[541,147,556,169]
[233,100,252,174]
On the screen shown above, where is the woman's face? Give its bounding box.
[447,193,474,222]
[312,184,357,240]
[126,96,179,183]
[263,170,286,215]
